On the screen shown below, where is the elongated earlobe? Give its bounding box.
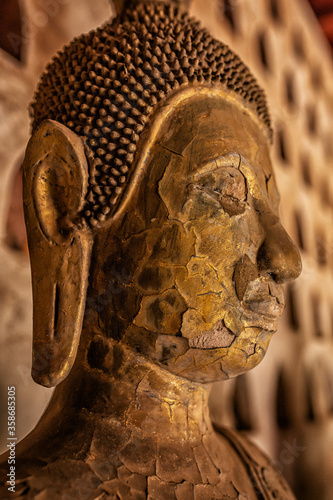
[23,120,93,388]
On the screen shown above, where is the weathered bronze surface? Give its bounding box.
[0,1,302,498]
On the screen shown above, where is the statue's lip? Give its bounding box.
[240,301,283,332]
[241,280,285,332]
[187,308,278,350]
[188,284,285,349]
[242,297,284,316]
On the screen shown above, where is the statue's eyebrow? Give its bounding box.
[193,153,242,178]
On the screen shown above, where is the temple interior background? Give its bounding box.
[0,0,332,498]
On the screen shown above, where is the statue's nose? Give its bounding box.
[257,222,302,284]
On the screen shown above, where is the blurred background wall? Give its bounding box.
[0,0,332,498]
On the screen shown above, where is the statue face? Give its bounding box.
[88,93,302,383]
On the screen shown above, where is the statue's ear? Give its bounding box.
[23,120,93,388]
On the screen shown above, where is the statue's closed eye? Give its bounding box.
[192,167,248,216]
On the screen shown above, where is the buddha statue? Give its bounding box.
[0,0,302,498]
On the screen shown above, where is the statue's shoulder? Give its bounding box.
[213,423,296,500]
[0,456,107,500]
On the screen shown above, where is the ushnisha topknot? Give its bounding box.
[31,0,272,227]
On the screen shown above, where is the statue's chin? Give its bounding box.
[153,328,274,383]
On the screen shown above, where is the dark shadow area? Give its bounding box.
[0,0,23,61]
[233,374,255,431]
[287,284,300,331]
[276,369,293,428]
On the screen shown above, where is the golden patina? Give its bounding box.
[0,1,301,499]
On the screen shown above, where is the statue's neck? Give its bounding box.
[48,325,213,444]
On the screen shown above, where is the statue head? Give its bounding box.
[23,0,301,388]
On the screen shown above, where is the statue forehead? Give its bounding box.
[112,89,275,223]
[149,91,273,178]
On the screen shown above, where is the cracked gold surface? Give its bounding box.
[101,92,300,382]
[0,89,301,499]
